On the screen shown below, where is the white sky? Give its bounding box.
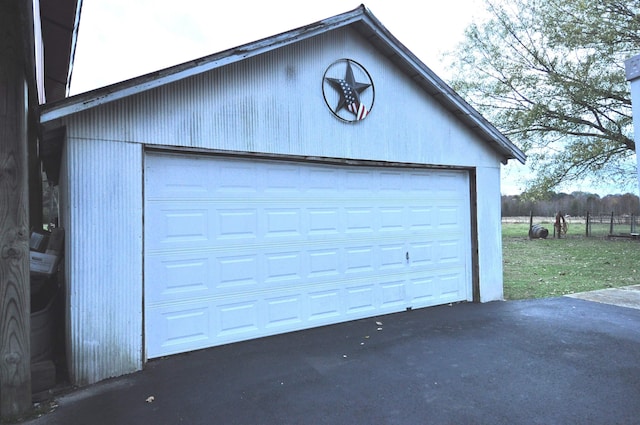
[69,0,635,196]
[70,0,488,94]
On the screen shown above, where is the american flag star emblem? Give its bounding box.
[324,60,373,121]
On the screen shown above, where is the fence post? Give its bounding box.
[528,211,533,239]
[609,211,614,236]
[586,211,590,237]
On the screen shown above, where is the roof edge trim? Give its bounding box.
[357,8,525,164]
[40,5,367,123]
[66,0,83,97]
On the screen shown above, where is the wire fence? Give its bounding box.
[502,213,640,239]
[586,213,640,238]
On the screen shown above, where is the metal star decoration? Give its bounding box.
[324,60,372,121]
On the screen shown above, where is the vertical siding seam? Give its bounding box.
[66,137,142,385]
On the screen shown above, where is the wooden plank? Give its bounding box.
[0,0,32,418]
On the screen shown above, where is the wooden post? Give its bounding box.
[585,211,589,237]
[0,0,32,418]
[609,212,614,236]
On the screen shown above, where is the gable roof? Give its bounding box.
[39,4,525,164]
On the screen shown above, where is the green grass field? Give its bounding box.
[502,222,640,300]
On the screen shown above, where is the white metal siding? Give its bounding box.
[61,27,501,169]
[144,153,471,358]
[61,138,143,385]
[476,167,504,301]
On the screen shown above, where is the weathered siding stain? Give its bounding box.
[61,138,143,385]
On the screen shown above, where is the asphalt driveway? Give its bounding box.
[22,296,640,425]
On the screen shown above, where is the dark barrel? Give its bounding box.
[530,224,549,239]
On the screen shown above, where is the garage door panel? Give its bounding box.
[379,207,405,231]
[265,208,302,237]
[265,166,302,191]
[408,277,437,305]
[146,255,212,304]
[145,157,211,198]
[217,208,259,240]
[379,170,404,188]
[379,243,405,269]
[407,242,434,267]
[145,154,472,358]
[147,303,212,356]
[217,300,260,338]
[307,168,340,191]
[408,207,433,230]
[380,280,407,308]
[150,207,210,244]
[215,164,258,193]
[307,248,341,277]
[436,273,467,301]
[432,171,466,189]
[438,206,465,227]
[345,208,376,233]
[145,204,214,252]
[346,169,375,191]
[308,208,340,235]
[308,289,341,321]
[345,284,376,314]
[264,251,303,283]
[408,271,466,307]
[217,254,260,288]
[345,245,375,274]
[265,295,304,329]
[437,240,466,264]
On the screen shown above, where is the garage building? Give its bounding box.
[40,5,525,386]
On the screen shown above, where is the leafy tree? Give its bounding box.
[447,0,639,197]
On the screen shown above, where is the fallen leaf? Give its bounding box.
[146,396,155,403]
[377,327,383,331]
[376,321,383,326]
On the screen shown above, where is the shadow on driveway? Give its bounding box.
[23,297,640,425]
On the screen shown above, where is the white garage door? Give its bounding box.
[144,153,472,358]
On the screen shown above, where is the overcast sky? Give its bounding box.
[70,0,489,94]
[69,0,634,196]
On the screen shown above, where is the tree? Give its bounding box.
[447,0,639,197]
[500,192,640,217]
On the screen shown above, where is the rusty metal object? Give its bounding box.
[554,212,568,238]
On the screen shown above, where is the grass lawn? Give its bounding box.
[502,222,640,300]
